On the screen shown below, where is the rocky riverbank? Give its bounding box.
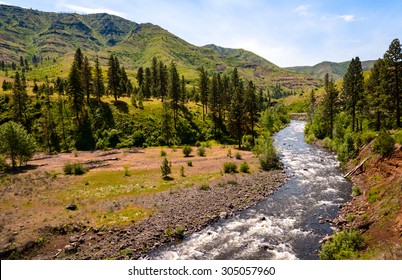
[3,169,286,260]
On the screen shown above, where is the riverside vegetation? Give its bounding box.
[303,39,402,260]
[0,38,290,259]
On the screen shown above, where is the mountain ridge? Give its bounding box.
[286,60,376,80]
[0,4,320,90]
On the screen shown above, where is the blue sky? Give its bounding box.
[1,0,401,67]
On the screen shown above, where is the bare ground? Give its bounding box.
[333,143,402,259]
[0,146,286,259]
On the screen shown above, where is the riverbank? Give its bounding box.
[333,141,402,259]
[0,147,286,260]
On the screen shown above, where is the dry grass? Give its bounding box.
[0,145,256,250]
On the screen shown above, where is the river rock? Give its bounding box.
[66,203,77,211]
[64,244,77,254]
[219,212,229,219]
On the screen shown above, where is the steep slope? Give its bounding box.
[287,60,376,80]
[0,4,320,89]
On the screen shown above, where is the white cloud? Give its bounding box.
[338,14,356,22]
[293,4,311,16]
[62,4,126,17]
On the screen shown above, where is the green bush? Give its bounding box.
[253,134,280,171]
[360,131,377,145]
[160,157,171,178]
[223,162,238,173]
[197,146,206,157]
[322,137,333,150]
[187,160,193,167]
[319,230,365,260]
[182,145,193,157]
[240,162,250,173]
[63,162,87,175]
[352,185,362,196]
[373,131,395,157]
[199,183,210,191]
[395,130,402,145]
[235,152,242,160]
[0,121,36,168]
[160,149,167,157]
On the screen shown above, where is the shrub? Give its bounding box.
[223,162,238,173]
[197,146,206,157]
[180,166,185,177]
[373,131,395,157]
[360,131,377,145]
[63,162,86,175]
[187,160,193,167]
[395,130,402,145]
[227,149,232,158]
[160,150,167,157]
[352,185,362,197]
[240,162,250,173]
[182,145,193,157]
[160,157,171,178]
[253,134,280,171]
[235,152,242,160]
[322,137,333,150]
[319,230,365,260]
[199,183,210,191]
[0,121,36,168]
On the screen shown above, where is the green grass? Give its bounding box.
[93,206,153,226]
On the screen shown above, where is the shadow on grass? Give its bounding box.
[162,176,174,181]
[113,100,129,113]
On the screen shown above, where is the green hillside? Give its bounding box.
[0,4,320,90]
[286,60,376,81]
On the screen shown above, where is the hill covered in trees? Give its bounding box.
[0,4,320,91]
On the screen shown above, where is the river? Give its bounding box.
[148,120,352,260]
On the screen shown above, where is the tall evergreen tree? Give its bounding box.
[168,61,180,129]
[151,57,160,98]
[228,68,245,148]
[144,67,152,99]
[74,48,83,70]
[159,61,168,102]
[93,56,105,102]
[199,67,209,121]
[68,60,84,124]
[11,71,28,128]
[245,80,258,144]
[136,67,144,90]
[323,73,339,138]
[342,57,365,132]
[107,54,120,101]
[384,38,402,128]
[82,56,92,104]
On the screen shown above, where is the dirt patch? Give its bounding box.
[0,146,286,259]
[334,143,402,259]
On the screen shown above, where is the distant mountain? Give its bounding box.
[286,60,376,81]
[0,4,320,90]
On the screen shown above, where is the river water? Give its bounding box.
[149,120,352,260]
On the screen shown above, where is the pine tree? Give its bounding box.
[384,38,402,128]
[11,71,28,128]
[342,57,364,132]
[159,61,168,102]
[168,61,180,129]
[82,56,92,104]
[199,67,209,121]
[228,68,245,148]
[160,156,171,178]
[107,54,120,101]
[136,67,144,89]
[74,48,83,70]
[209,73,220,137]
[245,80,258,144]
[93,56,105,102]
[151,57,160,98]
[144,67,152,99]
[323,74,338,138]
[68,60,84,124]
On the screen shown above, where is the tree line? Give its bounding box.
[306,38,402,163]
[0,48,281,169]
